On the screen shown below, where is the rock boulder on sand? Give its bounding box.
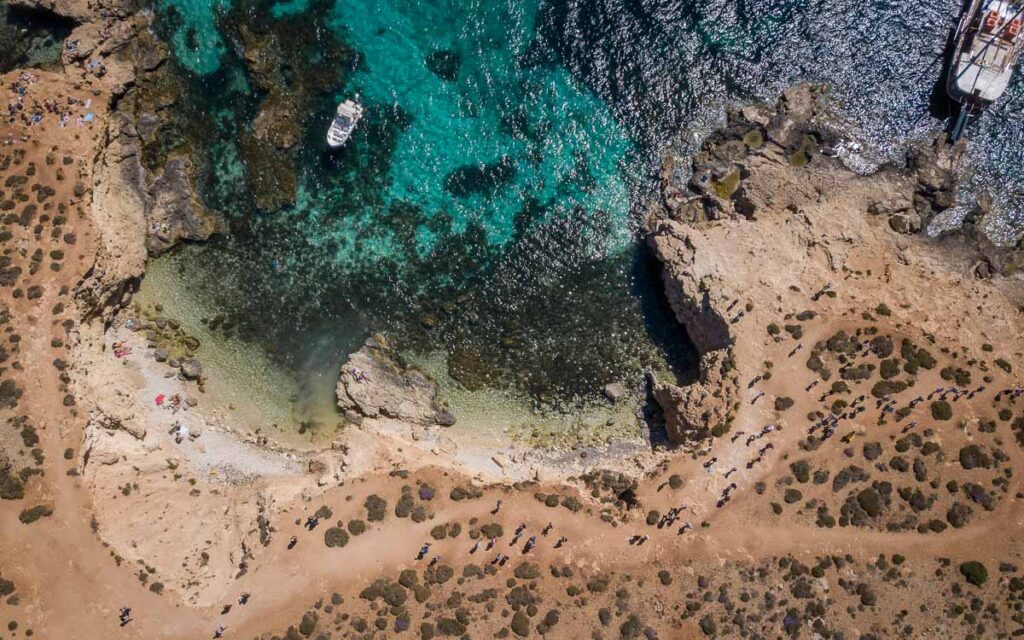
[180,358,203,380]
[336,334,451,426]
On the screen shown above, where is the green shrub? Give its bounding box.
[959,561,988,586]
[383,583,408,606]
[870,335,894,358]
[775,397,794,411]
[668,474,683,490]
[480,522,504,538]
[18,504,52,524]
[857,488,882,517]
[930,401,953,421]
[872,380,907,398]
[299,611,317,637]
[449,485,482,501]
[958,445,991,470]
[432,565,454,584]
[510,611,530,637]
[561,495,582,512]
[324,527,350,548]
[879,359,901,380]
[826,331,854,353]
[543,609,560,628]
[399,569,418,588]
[699,614,717,636]
[805,354,824,372]
[789,460,810,483]
[995,358,1012,373]
[1,474,25,500]
[364,494,387,521]
[395,492,414,518]
[348,519,366,535]
[314,505,333,519]
[437,617,466,636]
[514,563,540,579]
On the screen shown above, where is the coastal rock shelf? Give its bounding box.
[336,334,454,427]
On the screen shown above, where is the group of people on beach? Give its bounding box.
[4,72,96,129]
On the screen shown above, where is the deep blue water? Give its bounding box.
[148,0,1023,414]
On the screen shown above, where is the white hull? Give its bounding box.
[948,0,1023,106]
[327,98,363,148]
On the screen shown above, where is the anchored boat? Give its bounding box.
[947,0,1024,140]
[327,97,363,148]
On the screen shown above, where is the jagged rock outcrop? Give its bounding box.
[647,83,975,445]
[648,226,733,356]
[336,335,454,426]
[145,155,220,254]
[75,112,147,322]
[73,11,223,316]
[653,349,739,443]
[15,0,143,20]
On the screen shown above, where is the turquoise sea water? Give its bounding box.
[161,0,636,263]
[149,0,690,417]
[148,0,1023,424]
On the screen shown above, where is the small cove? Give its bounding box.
[141,0,1024,439]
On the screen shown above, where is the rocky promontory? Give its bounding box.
[337,334,455,427]
[647,84,1023,445]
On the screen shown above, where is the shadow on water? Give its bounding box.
[631,244,698,387]
[630,243,699,449]
[283,313,369,428]
[927,3,971,126]
[0,4,77,73]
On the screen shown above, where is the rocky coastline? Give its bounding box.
[646,84,1023,447]
[2,3,1024,639]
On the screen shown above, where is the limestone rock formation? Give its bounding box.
[653,349,739,443]
[336,335,451,426]
[145,155,220,254]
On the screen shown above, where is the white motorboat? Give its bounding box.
[327,97,363,148]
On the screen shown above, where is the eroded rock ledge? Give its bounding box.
[337,334,455,427]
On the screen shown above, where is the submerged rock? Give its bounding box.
[602,382,627,403]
